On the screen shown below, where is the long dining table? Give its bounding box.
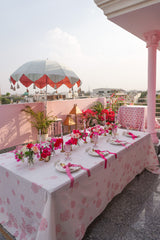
[0,129,159,240]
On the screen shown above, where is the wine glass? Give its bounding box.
[126,123,130,133]
[64,144,72,162]
[92,134,98,149]
[112,127,118,139]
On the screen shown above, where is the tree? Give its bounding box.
[1,97,11,104]
[138,91,147,104]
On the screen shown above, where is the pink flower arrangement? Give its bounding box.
[14,137,64,165]
[40,147,51,159]
[81,106,115,127]
[88,125,104,139]
[82,109,97,119]
[50,138,63,150]
[70,129,88,143]
[105,122,119,135]
[71,129,82,139]
[101,109,115,123]
[14,143,40,165]
[65,138,78,145]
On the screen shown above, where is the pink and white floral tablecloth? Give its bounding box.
[0,129,159,240]
[117,105,147,131]
[118,105,160,131]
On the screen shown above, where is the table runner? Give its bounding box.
[0,129,159,240]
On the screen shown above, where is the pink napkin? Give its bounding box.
[128,132,138,140]
[63,163,90,187]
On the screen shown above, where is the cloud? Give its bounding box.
[40,27,148,92]
[41,27,103,90]
[42,27,83,64]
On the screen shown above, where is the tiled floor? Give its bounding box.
[82,170,160,240]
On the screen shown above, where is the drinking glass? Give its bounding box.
[112,127,117,139]
[64,144,72,162]
[92,134,98,148]
[126,123,130,132]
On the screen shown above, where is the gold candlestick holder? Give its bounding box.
[61,139,65,152]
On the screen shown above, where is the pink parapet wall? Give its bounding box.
[46,97,106,121]
[0,102,44,150]
[0,97,105,150]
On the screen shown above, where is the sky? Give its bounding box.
[1,0,160,95]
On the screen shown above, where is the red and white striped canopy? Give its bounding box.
[10,60,81,89]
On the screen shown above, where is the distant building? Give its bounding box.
[93,88,113,97]
[93,88,125,97]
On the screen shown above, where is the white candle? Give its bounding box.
[61,122,63,138]
[39,129,41,145]
[83,119,86,132]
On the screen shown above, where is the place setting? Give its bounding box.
[88,148,109,157]
[109,138,128,146]
[55,161,81,173]
[55,160,91,187]
[123,131,140,139]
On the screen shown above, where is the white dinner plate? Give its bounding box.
[110,139,127,145]
[124,132,139,138]
[88,149,109,157]
[55,162,80,173]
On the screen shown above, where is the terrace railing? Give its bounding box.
[136,98,160,118]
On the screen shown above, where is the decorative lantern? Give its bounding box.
[69,104,82,129]
[63,114,75,133]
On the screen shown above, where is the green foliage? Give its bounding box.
[13,96,22,103]
[138,92,147,104]
[140,91,147,98]
[21,106,56,134]
[0,97,11,104]
[91,101,104,114]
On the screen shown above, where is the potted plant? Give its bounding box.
[22,106,56,141]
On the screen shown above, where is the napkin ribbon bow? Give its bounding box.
[95,150,108,168]
[115,139,128,148]
[128,132,138,140]
[94,150,117,169]
[63,163,91,188]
